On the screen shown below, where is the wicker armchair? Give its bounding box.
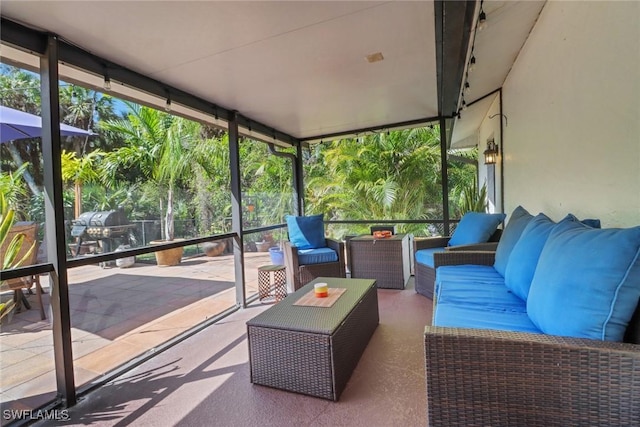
[0,221,46,320]
[413,229,501,299]
[424,250,640,426]
[282,238,345,292]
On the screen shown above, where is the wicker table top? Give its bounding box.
[247,277,376,334]
[350,233,407,243]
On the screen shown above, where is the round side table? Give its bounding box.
[258,264,287,303]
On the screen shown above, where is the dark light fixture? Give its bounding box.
[103,73,111,91]
[478,0,487,31]
[483,139,499,164]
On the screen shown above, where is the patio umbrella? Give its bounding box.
[0,105,93,143]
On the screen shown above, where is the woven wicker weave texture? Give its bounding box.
[424,326,640,426]
[349,234,410,289]
[247,277,379,400]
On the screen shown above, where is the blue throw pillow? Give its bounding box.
[285,214,326,250]
[566,214,602,229]
[448,212,506,246]
[493,206,533,278]
[527,220,640,341]
[504,213,565,300]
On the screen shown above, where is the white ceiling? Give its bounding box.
[1,1,546,145]
[1,1,438,141]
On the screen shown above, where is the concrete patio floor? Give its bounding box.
[0,251,272,419]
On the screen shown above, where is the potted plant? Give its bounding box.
[0,193,36,323]
[202,240,226,257]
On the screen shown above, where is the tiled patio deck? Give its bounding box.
[0,251,272,417]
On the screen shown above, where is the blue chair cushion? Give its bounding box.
[527,220,640,342]
[493,206,533,277]
[437,280,527,313]
[504,213,564,300]
[433,301,542,334]
[297,247,338,265]
[285,214,326,250]
[415,247,446,268]
[448,212,506,246]
[435,265,505,286]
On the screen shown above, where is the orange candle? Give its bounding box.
[314,283,328,298]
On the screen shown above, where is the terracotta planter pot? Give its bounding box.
[202,241,226,257]
[255,241,272,252]
[150,239,184,266]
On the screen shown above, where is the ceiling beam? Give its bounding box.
[434,0,476,147]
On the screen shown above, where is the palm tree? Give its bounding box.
[305,127,442,236]
[61,149,103,218]
[101,102,199,241]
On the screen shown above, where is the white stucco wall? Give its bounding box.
[477,95,502,214]
[501,1,640,227]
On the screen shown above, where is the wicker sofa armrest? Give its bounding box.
[445,242,498,251]
[414,236,450,251]
[433,250,495,268]
[424,326,640,426]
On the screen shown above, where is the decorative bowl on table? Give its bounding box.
[373,230,393,239]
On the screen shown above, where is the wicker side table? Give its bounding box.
[258,264,287,303]
[349,233,411,289]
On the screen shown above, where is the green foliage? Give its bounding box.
[304,127,444,238]
[0,164,29,215]
[455,176,487,214]
[101,102,202,240]
[0,192,35,271]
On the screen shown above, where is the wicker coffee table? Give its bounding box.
[247,277,378,401]
[349,233,411,289]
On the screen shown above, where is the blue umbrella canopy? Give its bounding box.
[0,105,93,143]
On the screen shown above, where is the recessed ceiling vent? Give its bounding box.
[365,52,384,63]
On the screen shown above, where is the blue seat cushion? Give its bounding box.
[436,265,505,287]
[415,247,446,268]
[527,220,640,342]
[448,212,506,246]
[286,214,326,250]
[433,301,542,334]
[297,247,338,265]
[493,206,533,277]
[437,280,526,313]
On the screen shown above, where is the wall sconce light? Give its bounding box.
[484,139,499,164]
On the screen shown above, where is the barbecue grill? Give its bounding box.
[70,208,135,257]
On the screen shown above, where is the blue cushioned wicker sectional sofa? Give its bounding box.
[421,206,640,426]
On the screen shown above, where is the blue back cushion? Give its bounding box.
[448,212,506,246]
[504,213,561,300]
[526,221,640,342]
[493,206,533,277]
[285,214,326,250]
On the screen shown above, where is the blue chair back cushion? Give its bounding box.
[526,220,640,341]
[448,212,506,246]
[493,206,533,277]
[285,214,326,250]
[297,247,338,265]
